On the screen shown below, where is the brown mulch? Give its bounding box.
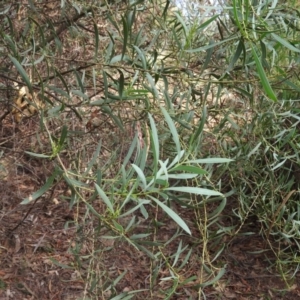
[1,119,300,299]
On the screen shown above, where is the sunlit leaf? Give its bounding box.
[166,186,223,197]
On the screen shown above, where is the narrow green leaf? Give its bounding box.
[168,150,185,169]
[54,70,70,94]
[29,17,46,47]
[227,38,244,72]
[101,105,124,131]
[198,14,219,30]
[131,164,147,188]
[119,199,151,217]
[48,85,70,98]
[166,186,223,197]
[73,69,85,93]
[103,70,108,99]
[71,89,89,100]
[110,54,131,64]
[160,173,198,179]
[271,33,300,53]
[232,0,244,34]
[189,105,206,146]
[174,12,188,38]
[148,196,191,235]
[121,16,128,60]
[247,142,261,158]
[161,107,181,154]
[64,176,88,188]
[127,9,135,41]
[186,158,234,164]
[21,168,61,204]
[59,125,68,147]
[169,165,207,175]
[95,183,114,213]
[186,35,237,53]
[200,267,226,287]
[0,4,11,15]
[8,55,32,93]
[118,69,125,99]
[133,45,147,69]
[24,151,51,158]
[148,113,159,170]
[93,21,99,58]
[162,0,170,20]
[49,258,73,269]
[251,44,277,101]
[84,139,102,175]
[200,44,214,73]
[208,197,227,220]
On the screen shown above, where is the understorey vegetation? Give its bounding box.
[1,0,300,299]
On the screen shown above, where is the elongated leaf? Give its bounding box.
[168,150,185,169]
[71,89,89,100]
[110,54,131,64]
[73,69,85,93]
[186,35,237,52]
[0,4,11,15]
[208,197,227,220]
[84,139,102,175]
[186,158,233,164]
[199,267,226,287]
[121,16,128,60]
[21,168,61,204]
[146,73,159,98]
[159,174,198,179]
[119,199,151,217]
[101,105,124,131]
[174,12,188,38]
[148,195,191,235]
[251,44,277,101]
[162,0,170,20]
[59,125,68,147]
[49,258,73,269]
[271,33,300,53]
[95,183,114,213]
[64,176,89,188]
[47,85,70,98]
[148,113,159,167]
[227,38,244,72]
[133,45,147,69]
[127,9,136,42]
[161,107,181,154]
[118,69,124,99]
[198,14,219,30]
[29,16,46,47]
[93,21,99,58]
[247,142,261,158]
[8,55,32,93]
[24,151,51,158]
[166,186,223,196]
[131,164,147,188]
[169,165,207,175]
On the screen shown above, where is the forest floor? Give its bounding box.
[1,117,300,300]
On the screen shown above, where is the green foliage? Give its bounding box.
[1,0,300,297]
